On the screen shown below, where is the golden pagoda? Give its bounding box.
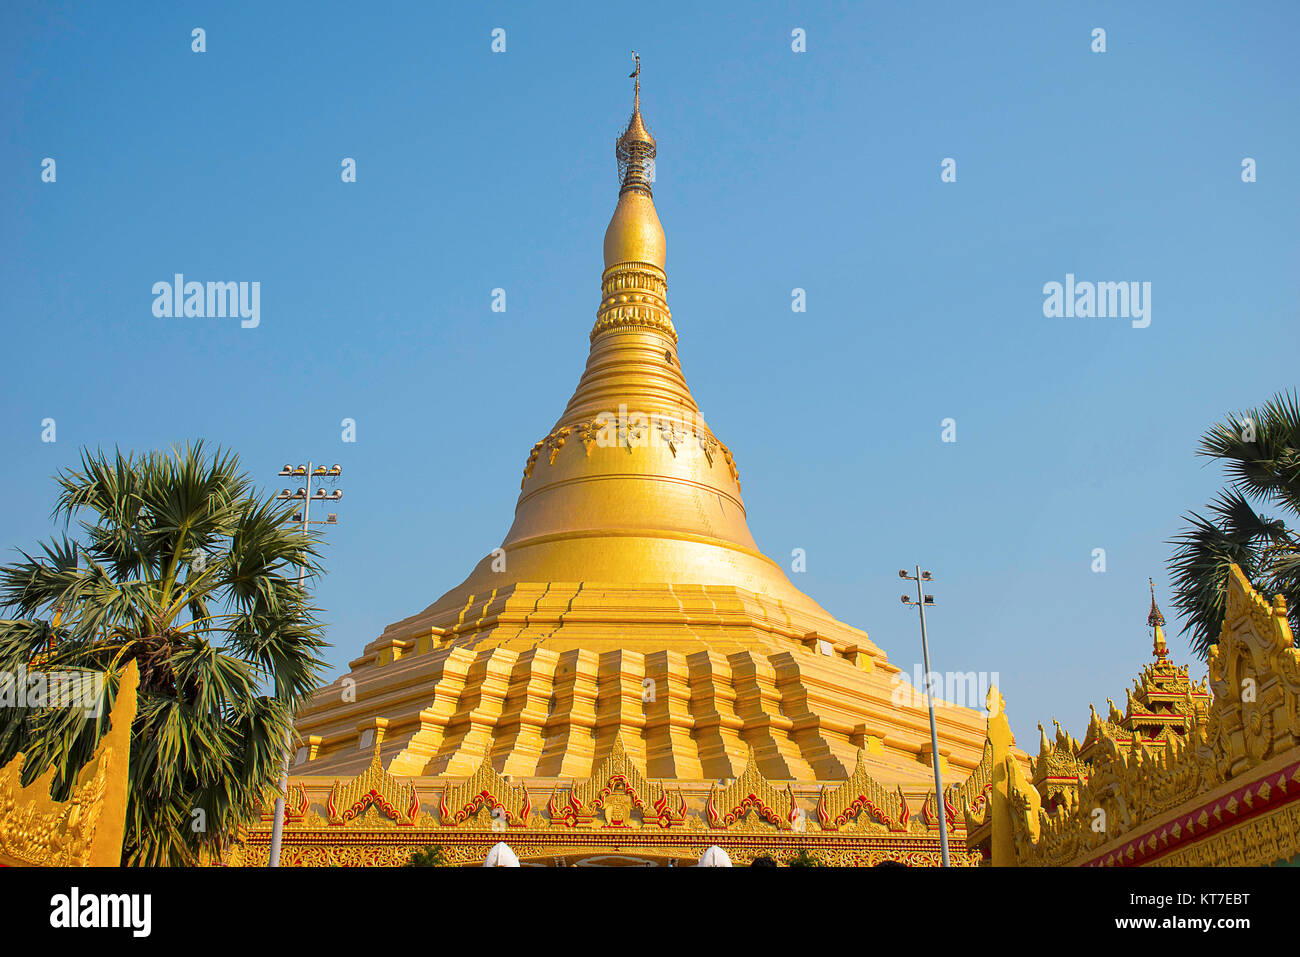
[240,62,1004,866]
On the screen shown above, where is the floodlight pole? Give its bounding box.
[900,565,949,867]
[267,461,342,866]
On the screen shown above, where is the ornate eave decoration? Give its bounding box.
[231,735,988,866]
[285,783,311,823]
[814,748,910,832]
[1028,721,1089,812]
[921,789,958,832]
[546,734,687,828]
[327,742,421,826]
[705,747,792,830]
[437,755,532,828]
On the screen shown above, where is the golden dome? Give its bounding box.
[602,189,666,269]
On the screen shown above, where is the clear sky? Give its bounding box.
[2,1,1297,751]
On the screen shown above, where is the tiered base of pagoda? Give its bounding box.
[258,577,1009,865]
[286,582,992,789]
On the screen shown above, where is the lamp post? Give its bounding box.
[899,566,949,867]
[266,461,343,867]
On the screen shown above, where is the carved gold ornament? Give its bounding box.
[988,567,1300,867]
[0,660,138,867]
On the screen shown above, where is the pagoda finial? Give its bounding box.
[1148,578,1168,659]
[601,51,666,277]
[615,52,656,198]
[630,50,641,110]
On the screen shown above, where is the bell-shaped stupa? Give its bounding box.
[290,65,989,800]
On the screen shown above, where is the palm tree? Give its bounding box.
[1169,391,1300,660]
[0,442,328,865]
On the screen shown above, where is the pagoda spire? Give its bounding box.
[1148,578,1168,660]
[597,55,672,338]
[617,51,656,197]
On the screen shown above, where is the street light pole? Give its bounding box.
[266,461,342,867]
[900,565,949,867]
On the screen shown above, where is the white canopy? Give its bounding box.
[483,842,521,867]
[697,845,733,867]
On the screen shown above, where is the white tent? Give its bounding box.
[697,845,733,867]
[483,842,521,867]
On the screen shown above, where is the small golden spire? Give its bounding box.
[1148,578,1168,659]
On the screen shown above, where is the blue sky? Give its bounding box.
[2,1,1297,751]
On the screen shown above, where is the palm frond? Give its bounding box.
[1172,390,1300,660]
